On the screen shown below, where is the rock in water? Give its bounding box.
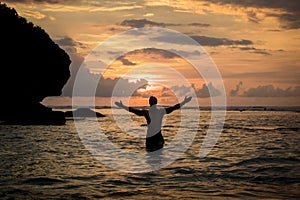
[65,108,106,118]
[0,3,71,125]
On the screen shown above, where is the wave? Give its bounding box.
[234,156,300,166]
[22,177,66,185]
[220,124,300,132]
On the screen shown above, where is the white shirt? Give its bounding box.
[147,105,166,138]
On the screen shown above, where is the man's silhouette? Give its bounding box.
[115,96,192,151]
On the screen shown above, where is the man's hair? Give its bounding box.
[149,96,157,106]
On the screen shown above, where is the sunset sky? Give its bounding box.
[3,0,300,106]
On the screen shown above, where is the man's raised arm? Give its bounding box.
[115,100,146,116]
[165,96,192,114]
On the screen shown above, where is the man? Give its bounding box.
[115,96,192,151]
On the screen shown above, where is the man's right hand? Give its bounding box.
[183,96,192,104]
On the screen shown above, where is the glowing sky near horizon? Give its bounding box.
[3,0,300,106]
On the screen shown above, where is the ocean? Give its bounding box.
[0,108,299,199]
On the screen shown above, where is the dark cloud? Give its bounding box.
[188,22,210,27]
[230,82,300,97]
[118,56,136,66]
[152,33,253,47]
[129,48,180,59]
[191,35,253,46]
[120,19,210,28]
[171,83,222,98]
[193,82,221,98]
[129,48,201,59]
[246,11,261,24]
[6,0,300,29]
[170,49,201,57]
[120,19,167,28]
[203,0,300,29]
[55,36,78,46]
[107,50,124,55]
[236,85,300,97]
[267,29,282,32]
[202,1,300,13]
[238,47,270,55]
[151,34,196,45]
[278,13,300,30]
[171,85,192,96]
[230,81,243,96]
[224,70,300,85]
[96,78,148,97]
[55,36,87,50]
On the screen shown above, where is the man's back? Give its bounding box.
[147,105,166,138]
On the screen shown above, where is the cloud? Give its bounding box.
[202,0,300,29]
[238,47,270,55]
[237,85,300,97]
[3,0,74,4]
[188,22,210,27]
[132,84,172,98]
[161,87,174,97]
[170,49,201,57]
[171,82,222,98]
[202,0,300,13]
[49,15,55,21]
[193,82,222,98]
[129,48,180,59]
[55,36,87,49]
[55,36,78,46]
[171,85,192,96]
[152,34,253,47]
[63,57,148,97]
[230,81,243,96]
[23,10,45,19]
[4,0,143,12]
[96,77,148,97]
[8,0,299,30]
[61,40,222,98]
[118,56,136,66]
[132,82,223,99]
[120,19,210,28]
[88,5,143,12]
[128,48,201,59]
[191,36,253,46]
[59,36,148,97]
[278,13,300,30]
[120,19,167,28]
[143,13,154,17]
[246,11,261,24]
[151,34,196,45]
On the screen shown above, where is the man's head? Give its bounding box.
[149,96,157,106]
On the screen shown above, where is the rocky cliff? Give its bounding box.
[0,3,71,125]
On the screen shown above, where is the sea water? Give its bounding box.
[0,109,299,199]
